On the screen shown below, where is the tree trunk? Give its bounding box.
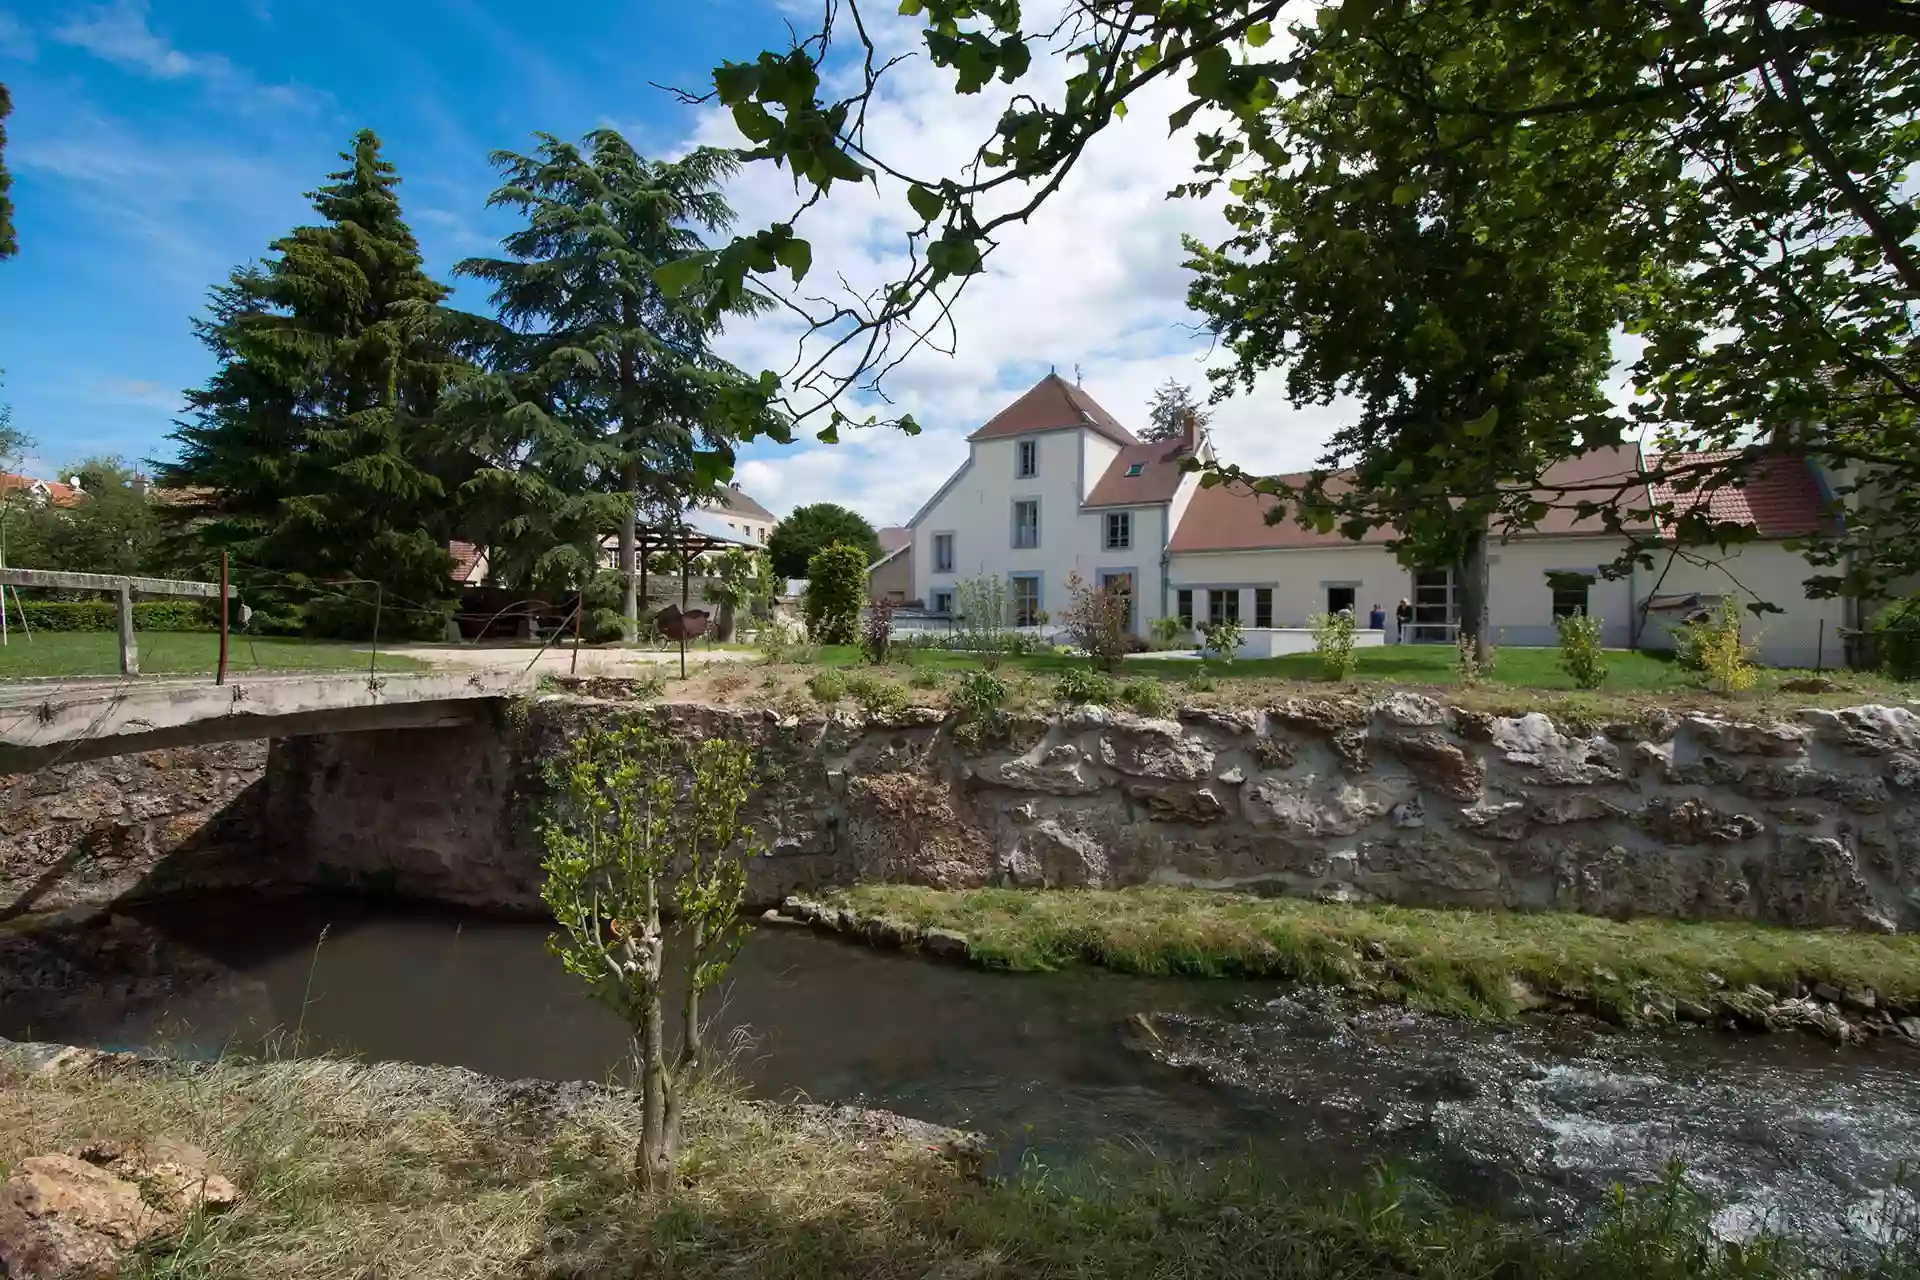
[1458,523,1494,666]
[634,882,676,1189]
[620,467,639,643]
[715,600,736,643]
[679,920,706,1075]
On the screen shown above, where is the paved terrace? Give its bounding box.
[0,669,532,774]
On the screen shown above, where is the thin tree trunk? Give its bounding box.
[1458,523,1494,666]
[620,465,639,643]
[635,879,674,1189]
[679,920,706,1075]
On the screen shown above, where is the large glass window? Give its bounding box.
[1011,575,1042,627]
[1016,439,1038,478]
[1012,500,1040,549]
[1176,589,1194,627]
[1254,587,1273,628]
[1208,589,1241,625]
[1099,570,1135,631]
[932,533,954,573]
[1105,511,1131,551]
[1412,568,1458,642]
[1326,585,1357,614]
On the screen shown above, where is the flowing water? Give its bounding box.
[3,894,1917,1248]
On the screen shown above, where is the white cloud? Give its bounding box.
[51,0,319,113]
[687,9,1351,525]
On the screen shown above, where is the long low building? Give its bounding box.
[884,372,1852,668]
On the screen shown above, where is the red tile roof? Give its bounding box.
[1168,446,1653,554]
[1645,451,1837,539]
[0,472,81,508]
[448,541,486,584]
[968,373,1139,449]
[1084,436,1196,507]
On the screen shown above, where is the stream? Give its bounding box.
[2,894,1917,1248]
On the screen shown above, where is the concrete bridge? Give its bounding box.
[0,670,531,773]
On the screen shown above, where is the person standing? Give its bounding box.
[1394,597,1414,643]
[1368,602,1386,633]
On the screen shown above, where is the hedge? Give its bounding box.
[6,600,221,632]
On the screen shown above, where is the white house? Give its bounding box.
[907,372,1207,632]
[899,374,1853,668]
[699,483,777,545]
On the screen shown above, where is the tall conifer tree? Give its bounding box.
[161,130,465,636]
[446,129,772,636]
[0,83,15,260]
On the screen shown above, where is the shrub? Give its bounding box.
[1454,630,1495,686]
[842,669,908,717]
[1053,666,1117,707]
[806,668,847,705]
[755,615,803,665]
[954,574,1012,656]
[1058,571,1134,672]
[1184,667,1217,694]
[1148,615,1191,650]
[711,668,748,699]
[540,721,760,1187]
[1695,598,1760,694]
[13,599,220,632]
[1121,677,1173,717]
[951,668,1009,747]
[1873,595,1920,682]
[1554,610,1608,689]
[908,666,946,690]
[860,594,897,664]
[1200,618,1243,661]
[802,542,867,645]
[1308,610,1358,681]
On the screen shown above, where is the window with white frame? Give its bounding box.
[932,532,954,573]
[1016,438,1038,478]
[1011,574,1042,627]
[932,589,955,615]
[1104,511,1131,551]
[1012,499,1040,549]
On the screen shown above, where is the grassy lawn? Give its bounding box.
[830,885,1920,1023]
[0,632,426,679]
[3,1047,1907,1279]
[809,641,1857,693]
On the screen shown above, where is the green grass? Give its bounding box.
[0,631,426,679]
[831,885,1920,1022]
[806,641,1888,699]
[3,1046,1911,1279]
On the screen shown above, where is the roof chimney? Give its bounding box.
[1180,406,1200,456]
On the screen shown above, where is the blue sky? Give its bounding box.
[0,1,1395,524]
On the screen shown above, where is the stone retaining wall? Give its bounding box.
[4,694,1918,931]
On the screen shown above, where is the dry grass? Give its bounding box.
[2,1045,1913,1278]
[832,885,1920,1022]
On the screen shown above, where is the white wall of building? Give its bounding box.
[913,428,1171,628]
[1483,537,1636,649]
[1632,542,1848,669]
[1168,544,1411,632]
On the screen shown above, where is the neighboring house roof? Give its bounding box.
[1167,445,1654,554]
[1084,436,1197,507]
[448,541,486,584]
[868,543,910,574]
[877,525,911,553]
[702,483,776,523]
[0,472,80,508]
[967,372,1139,448]
[1645,450,1838,539]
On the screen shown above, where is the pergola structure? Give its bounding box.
[620,507,760,612]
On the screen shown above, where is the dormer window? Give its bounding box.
[1124,463,1144,477]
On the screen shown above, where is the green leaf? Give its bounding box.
[654,255,708,298]
[1392,184,1418,204]
[898,0,923,12]
[816,423,840,445]
[907,184,944,223]
[1246,20,1273,47]
[1463,406,1499,438]
[1168,99,1202,132]
[1114,99,1128,119]
[774,236,813,284]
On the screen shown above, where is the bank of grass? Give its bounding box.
[831,886,1920,1021]
[1,1048,1911,1280]
[0,632,425,679]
